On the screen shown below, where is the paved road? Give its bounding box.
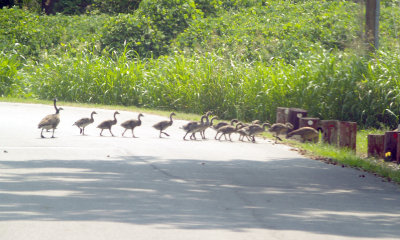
[0,102,400,240]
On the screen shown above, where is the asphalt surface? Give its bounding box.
[1,102,400,240]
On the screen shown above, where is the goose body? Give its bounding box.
[213,119,238,130]
[182,115,206,140]
[286,127,319,143]
[153,112,175,138]
[38,98,63,138]
[97,111,119,136]
[215,122,241,141]
[268,122,294,143]
[121,113,144,138]
[246,123,271,143]
[73,111,97,135]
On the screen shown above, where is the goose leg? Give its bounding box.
[191,132,197,140]
[223,134,228,141]
[183,132,189,140]
[162,131,170,137]
[100,129,104,136]
[215,132,220,140]
[82,127,86,135]
[131,129,137,138]
[122,129,127,137]
[218,134,223,141]
[79,128,83,134]
[51,128,56,138]
[40,128,45,138]
[109,128,114,137]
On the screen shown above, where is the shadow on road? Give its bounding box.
[0,156,399,238]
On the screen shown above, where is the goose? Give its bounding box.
[97,111,119,136]
[212,118,239,130]
[73,111,97,135]
[246,123,271,143]
[121,113,144,138]
[182,115,206,140]
[236,123,252,142]
[268,122,294,143]
[153,112,176,138]
[38,98,63,138]
[286,127,319,143]
[193,111,213,139]
[215,122,242,141]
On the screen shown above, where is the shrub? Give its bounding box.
[100,14,165,58]
[137,0,203,43]
[91,0,141,14]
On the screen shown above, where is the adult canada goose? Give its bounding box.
[97,111,119,136]
[153,112,176,138]
[246,123,271,143]
[38,98,63,138]
[268,122,294,143]
[212,119,239,130]
[121,113,144,138]
[215,122,242,141]
[286,127,319,143]
[182,115,206,140]
[73,111,97,135]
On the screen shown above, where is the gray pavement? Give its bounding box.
[0,102,400,240]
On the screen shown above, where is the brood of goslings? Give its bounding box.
[268,122,294,143]
[38,98,63,138]
[182,115,206,140]
[73,111,97,135]
[97,111,120,136]
[286,127,319,143]
[153,112,176,138]
[121,113,144,138]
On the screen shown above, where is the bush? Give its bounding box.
[91,0,141,14]
[137,0,203,43]
[0,52,23,97]
[100,14,165,58]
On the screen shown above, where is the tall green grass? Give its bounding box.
[21,46,400,128]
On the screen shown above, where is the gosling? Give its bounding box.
[121,113,144,138]
[286,127,319,143]
[73,111,97,135]
[153,112,176,138]
[268,122,294,143]
[97,111,119,136]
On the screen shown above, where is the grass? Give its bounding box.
[280,132,400,184]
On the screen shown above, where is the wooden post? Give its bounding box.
[384,131,398,162]
[288,108,307,131]
[299,117,320,130]
[276,107,289,124]
[339,121,357,150]
[368,134,385,158]
[320,120,339,146]
[396,136,400,164]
